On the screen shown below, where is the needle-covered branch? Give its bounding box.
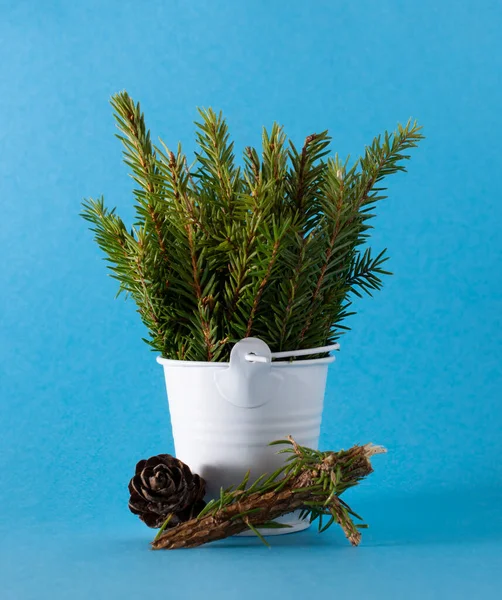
[82,91,423,361]
[151,437,386,550]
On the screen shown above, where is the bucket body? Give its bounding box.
[157,338,335,533]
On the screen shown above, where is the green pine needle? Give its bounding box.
[245,521,271,547]
[154,513,173,541]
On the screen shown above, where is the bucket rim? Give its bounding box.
[156,355,336,368]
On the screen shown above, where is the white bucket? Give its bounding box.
[157,337,337,534]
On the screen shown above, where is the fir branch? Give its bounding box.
[111,92,169,263]
[152,437,386,550]
[223,125,288,329]
[81,198,166,346]
[288,131,330,214]
[298,159,350,344]
[182,156,210,235]
[165,147,217,361]
[347,248,391,298]
[261,124,288,190]
[298,121,423,346]
[81,197,134,295]
[245,241,281,337]
[226,126,289,332]
[295,134,314,209]
[245,145,260,185]
[194,108,240,216]
[355,119,423,212]
[82,92,423,361]
[277,234,309,349]
[133,234,164,335]
[223,145,264,325]
[245,219,291,337]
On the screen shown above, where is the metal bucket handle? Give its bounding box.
[214,338,339,408]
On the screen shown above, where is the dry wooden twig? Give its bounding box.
[152,438,385,550]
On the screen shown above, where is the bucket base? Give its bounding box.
[236,512,310,537]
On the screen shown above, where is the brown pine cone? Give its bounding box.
[128,454,206,528]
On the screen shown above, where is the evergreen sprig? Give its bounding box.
[82,91,423,361]
[151,437,386,549]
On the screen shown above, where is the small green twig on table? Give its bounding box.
[151,437,385,550]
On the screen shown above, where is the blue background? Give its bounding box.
[1,1,501,598]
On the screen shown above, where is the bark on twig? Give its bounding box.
[152,442,385,550]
